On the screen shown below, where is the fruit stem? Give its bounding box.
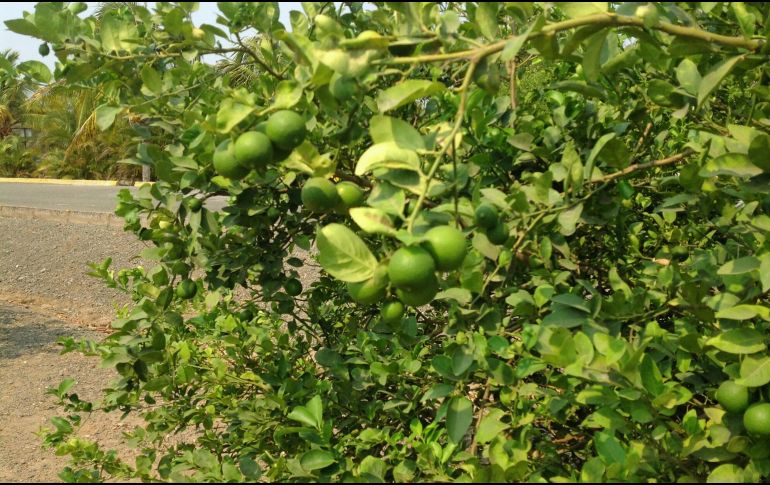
[406,57,479,233]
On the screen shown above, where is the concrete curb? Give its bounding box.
[0,177,152,187]
[0,205,124,227]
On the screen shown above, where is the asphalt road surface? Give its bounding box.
[0,182,226,213]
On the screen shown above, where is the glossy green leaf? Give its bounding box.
[316,224,378,283]
[447,396,473,444]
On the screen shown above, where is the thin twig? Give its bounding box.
[588,150,692,184]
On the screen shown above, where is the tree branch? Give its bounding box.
[588,150,693,184]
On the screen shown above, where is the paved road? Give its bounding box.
[0,182,226,213]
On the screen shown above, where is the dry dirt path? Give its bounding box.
[0,216,146,482]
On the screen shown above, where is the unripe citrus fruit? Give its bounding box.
[716,381,751,414]
[266,110,307,151]
[191,27,206,40]
[213,140,249,180]
[396,274,439,307]
[301,177,340,212]
[487,222,509,245]
[388,246,436,289]
[381,300,405,323]
[336,181,365,208]
[284,278,303,296]
[187,198,202,212]
[176,279,197,300]
[422,225,467,271]
[744,403,770,435]
[347,265,388,305]
[39,43,50,57]
[234,131,273,170]
[474,203,499,229]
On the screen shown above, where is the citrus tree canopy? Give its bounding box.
[10,2,770,483]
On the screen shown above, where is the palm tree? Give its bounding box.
[0,49,34,138]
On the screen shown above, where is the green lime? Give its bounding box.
[744,403,770,435]
[176,279,197,300]
[336,181,365,208]
[347,265,389,305]
[474,203,499,229]
[301,177,340,213]
[396,274,439,307]
[388,246,436,289]
[487,222,509,245]
[266,110,307,151]
[213,140,249,180]
[234,131,273,170]
[284,278,303,296]
[187,198,202,212]
[39,43,50,57]
[716,381,751,414]
[381,300,405,323]
[422,225,467,271]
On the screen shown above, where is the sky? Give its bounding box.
[1,2,301,67]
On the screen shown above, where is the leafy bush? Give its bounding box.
[10,2,770,482]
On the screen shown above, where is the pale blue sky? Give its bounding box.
[1,2,301,67]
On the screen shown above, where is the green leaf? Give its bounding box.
[715,305,770,322]
[550,80,606,99]
[377,80,445,112]
[501,21,535,62]
[675,59,701,96]
[141,64,163,95]
[640,355,665,396]
[446,396,473,444]
[475,2,499,41]
[736,355,770,387]
[369,115,425,150]
[700,153,762,178]
[18,60,51,83]
[558,2,608,19]
[551,293,591,313]
[316,224,378,283]
[760,254,770,292]
[706,329,766,354]
[4,19,42,37]
[717,256,760,275]
[100,12,138,53]
[355,142,421,176]
[287,407,319,429]
[594,431,626,465]
[300,450,335,471]
[435,288,472,305]
[349,207,396,236]
[558,203,583,236]
[94,104,122,131]
[476,408,509,444]
[216,99,255,133]
[272,80,303,109]
[582,29,608,83]
[698,55,743,108]
[542,304,589,328]
[585,133,615,182]
[707,464,744,483]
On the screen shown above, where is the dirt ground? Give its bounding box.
[0,216,145,482]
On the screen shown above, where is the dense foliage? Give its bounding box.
[10,2,770,482]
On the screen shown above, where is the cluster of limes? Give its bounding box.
[213,110,307,180]
[301,177,365,213]
[347,225,468,323]
[474,203,509,245]
[716,380,770,436]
